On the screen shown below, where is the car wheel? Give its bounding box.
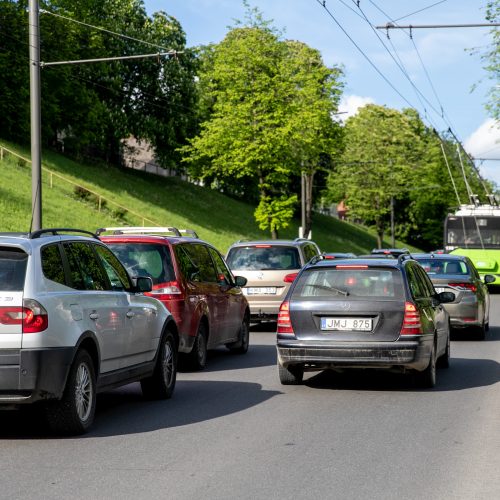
[227,314,250,354]
[45,349,96,435]
[141,329,177,400]
[475,322,486,340]
[182,321,208,371]
[278,363,304,385]
[414,341,436,388]
[437,330,450,369]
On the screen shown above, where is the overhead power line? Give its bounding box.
[377,22,500,30]
[391,0,449,23]
[39,8,174,52]
[40,51,179,67]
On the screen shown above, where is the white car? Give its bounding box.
[0,228,178,434]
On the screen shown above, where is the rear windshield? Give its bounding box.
[106,243,175,285]
[292,267,404,300]
[415,259,470,276]
[0,247,28,291]
[226,246,300,270]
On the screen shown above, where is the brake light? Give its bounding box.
[148,281,183,301]
[277,301,294,335]
[255,245,271,248]
[400,301,422,335]
[284,273,298,283]
[336,265,368,269]
[0,299,48,333]
[448,283,477,292]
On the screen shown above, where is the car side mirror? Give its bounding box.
[234,275,247,287]
[438,291,455,303]
[484,274,496,284]
[133,276,153,293]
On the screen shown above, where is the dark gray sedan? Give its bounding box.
[412,253,494,339]
[276,255,454,388]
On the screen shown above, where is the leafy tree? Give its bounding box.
[483,1,500,120]
[181,6,343,238]
[327,105,423,248]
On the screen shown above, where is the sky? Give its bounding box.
[145,0,500,187]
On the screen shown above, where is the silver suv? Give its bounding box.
[226,239,321,322]
[0,229,177,434]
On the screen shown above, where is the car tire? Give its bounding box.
[141,329,177,400]
[476,322,486,340]
[45,349,96,435]
[182,321,208,371]
[227,314,250,354]
[414,341,437,388]
[437,330,450,369]
[278,363,304,385]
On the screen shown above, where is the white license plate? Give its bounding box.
[321,317,372,331]
[245,287,277,295]
[434,287,446,293]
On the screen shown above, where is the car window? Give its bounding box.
[176,244,217,283]
[208,247,234,285]
[94,244,132,291]
[41,243,66,286]
[416,258,470,276]
[465,258,480,279]
[406,264,425,299]
[414,265,435,297]
[63,242,109,291]
[302,243,319,263]
[291,267,404,300]
[107,242,175,285]
[226,246,300,270]
[0,247,28,291]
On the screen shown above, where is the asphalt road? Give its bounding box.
[1,299,499,500]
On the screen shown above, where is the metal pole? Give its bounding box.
[391,196,395,248]
[301,173,306,239]
[29,0,42,230]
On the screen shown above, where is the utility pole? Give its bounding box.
[301,173,307,239]
[29,0,42,230]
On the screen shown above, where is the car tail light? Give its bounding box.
[148,281,183,301]
[283,273,298,283]
[336,265,368,269]
[277,301,294,335]
[400,301,422,335]
[448,282,477,292]
[0,299,48,333]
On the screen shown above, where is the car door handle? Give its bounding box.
[126,311,135,319]
[89,312,99,320]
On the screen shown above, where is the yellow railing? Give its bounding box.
[0,144,162,227]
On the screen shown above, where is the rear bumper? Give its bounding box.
[0,348,75,405]
[444,301,482,328]
[277,337,433,371]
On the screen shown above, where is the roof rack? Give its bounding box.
[178,229,199,238]
[30,228,98,240]
[310,254,326,265]
[398,253,413,263]
[96,226,182,237]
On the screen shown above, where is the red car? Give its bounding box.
[98,227,250,370]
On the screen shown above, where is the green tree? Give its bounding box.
[484,1,500,120]
[327,105,423,248]
[181,6,343,238]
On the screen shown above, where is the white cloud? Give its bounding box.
[465,119,500,186]
[465,119,500,158]
[338,95,375,121]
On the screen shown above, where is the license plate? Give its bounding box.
[434,287,446,293]
[321,317,372,331]
[245,287,277,295]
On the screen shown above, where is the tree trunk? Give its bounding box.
[303,171,315,238]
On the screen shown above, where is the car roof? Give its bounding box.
[307,257,403,269]
[99,234,210,246]
[229,239,314,248]
[412,253,467,261]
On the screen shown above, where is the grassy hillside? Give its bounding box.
[0,140,419,254]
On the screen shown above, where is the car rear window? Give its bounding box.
[292,267,405,300]
[0,247,28,291]
[416,259,469,276]
[106,243,175,285]
[227,246,300,270]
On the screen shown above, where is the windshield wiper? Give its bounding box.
[309,284,349,296]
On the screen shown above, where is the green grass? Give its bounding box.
[0,139,419,254]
